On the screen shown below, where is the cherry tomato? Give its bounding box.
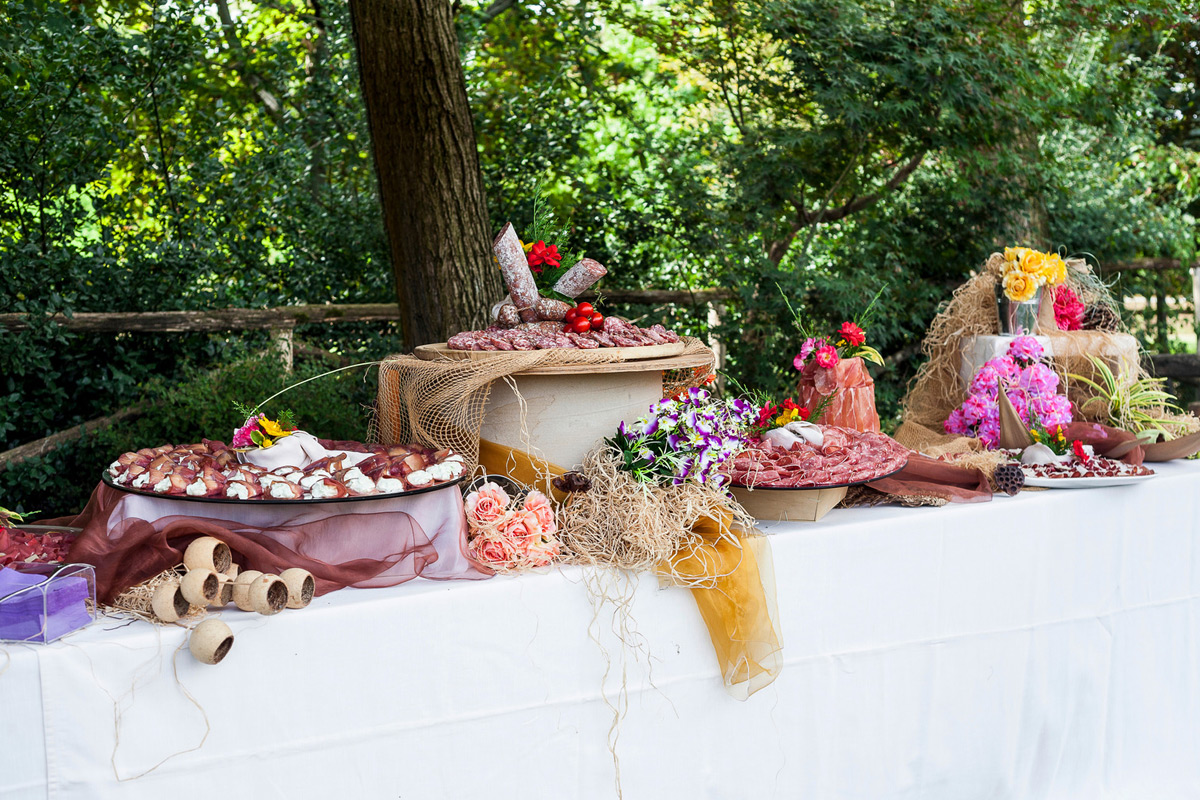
[565,308,579,323]
[571,317,592,333]
[576,302,594,317]
[590,312,605,330]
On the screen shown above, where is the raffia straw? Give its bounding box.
[107,568,204,625]
[557,445,753,589]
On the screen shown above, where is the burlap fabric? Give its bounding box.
[370,338,716,469]
[897,253,1149,453]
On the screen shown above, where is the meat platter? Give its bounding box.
[723,426,910,490]
[103,439,468,504]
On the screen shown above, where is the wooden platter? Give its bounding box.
[413,341,712,376]
[101,472,467,505]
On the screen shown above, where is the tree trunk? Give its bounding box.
[348,0,502,347]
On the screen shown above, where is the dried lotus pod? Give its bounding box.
[992,463,1025,496]
[150,581,190,623]
[189,619,234,665]
[248,574,289,615]
[184,536,233,573]
[280,568,316,609]
[180,569,221,606]
[233,570,264,611]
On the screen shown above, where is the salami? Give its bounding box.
[535,297,571,321]
[496,303,520,328]
[553,258,608,298]
[492,223,540,323]
[447,319,683,351]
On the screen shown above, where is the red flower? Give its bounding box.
[815,345,839,370]
[757,404,779,427]
[1072,440,1089,462]
[1053,286,1085,332]
[838,321,866,346]
[526,241,561,273]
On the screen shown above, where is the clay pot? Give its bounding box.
[280,568,315,609]
[183,537,232,574]
[189,619,234,665]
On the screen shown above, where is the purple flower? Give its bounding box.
[1030,395,1073,428]
[794,338,819,370]
[944,408,971,436]
[1018,363,1059,397]
[961,394,994,425]
[985,356,1021,383]
[969,365,1000,398]
[1007,336,1044,362]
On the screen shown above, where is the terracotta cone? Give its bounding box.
[997,386,1034,450]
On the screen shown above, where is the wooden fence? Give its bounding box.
[2,265,1199,469]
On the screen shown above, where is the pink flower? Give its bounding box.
[793,338,819,370]
[1030,394,1073,429]
[231,415,263,448]
[985,356,1021,383]
[464,482,511,524]
[814,345,839,370]
[969,364,1001,398]
[1054,286,1086,331]
[1018,363,1058,397]
[473,535,521,566]
[1007,336,1044,363]
[961,394,995,426]
[944,408,971,436]
[503,508,542,547]
[525,536,561,568]
[523,490,557,536]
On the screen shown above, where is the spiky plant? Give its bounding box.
[1068,355,1190,440]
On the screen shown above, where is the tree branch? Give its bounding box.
[213,0,286,126]
[802,151,925,226]
[480,0,518,22]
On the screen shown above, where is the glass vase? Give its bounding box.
[996,285,1043,336]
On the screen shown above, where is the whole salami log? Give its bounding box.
[493,223,540,323]
[553,258,607,298]
[535,297,571,321]
[496,302,520,328]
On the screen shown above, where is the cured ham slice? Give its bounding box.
[797,357,881,433]
[723,425,908,489]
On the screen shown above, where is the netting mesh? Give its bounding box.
[368,338,717,471]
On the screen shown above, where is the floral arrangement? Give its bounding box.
[519,191,586,298]
[746,396,811,438]
[608,388,758,489]
[999,246,1068,303]
[944,336,1073,448]
[464,482,561,571]
[791,320,884,373]
[1052,285,1086,331]
[232,405,299,449]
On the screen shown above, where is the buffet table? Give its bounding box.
[4,461,1200,799]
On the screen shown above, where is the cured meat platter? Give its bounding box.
[1020,473,1155,489]
[101,472,466,505]
[416,341,684,362]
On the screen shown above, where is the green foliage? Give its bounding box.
[2,352,380,517]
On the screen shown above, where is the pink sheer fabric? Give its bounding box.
[54,484,492,604]
[865,453,994,504]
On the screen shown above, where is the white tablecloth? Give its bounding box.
[4,462,1199,799]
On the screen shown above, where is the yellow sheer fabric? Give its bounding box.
[478,438,782,699]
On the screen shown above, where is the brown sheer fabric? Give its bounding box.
[848,453,993,506]
[1063,421,1145,465]
[51,485,491,605]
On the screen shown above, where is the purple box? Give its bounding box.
[0,564,96,643]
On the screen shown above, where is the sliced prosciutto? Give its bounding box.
[723,425,909,489]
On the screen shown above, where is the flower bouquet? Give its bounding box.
[997,246,1068,335]
[464,479,561,572]
[232,406,299,450]
[791,315,885,432]
[945,336,1073,448]
[606,388,759,490]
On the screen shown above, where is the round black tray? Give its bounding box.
[728,458,909,491]
[102,471,467,505]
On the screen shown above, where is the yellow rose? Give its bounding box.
[1042,253,1068,285]
[1003,270,1038,303]
[1002,247,1028,276]
[1019,248,1047,279]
